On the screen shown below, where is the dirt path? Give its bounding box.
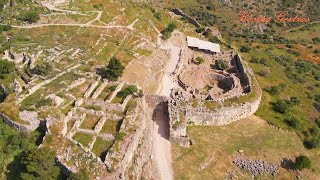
[151,37,183,180]
[152,102,173,180]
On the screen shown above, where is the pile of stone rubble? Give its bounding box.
[233,156,279,177]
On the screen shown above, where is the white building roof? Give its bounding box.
[187,36,221,53]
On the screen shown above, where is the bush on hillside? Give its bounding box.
[18,11,40,23]
[295,155,311,170]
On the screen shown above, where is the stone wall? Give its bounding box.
[0,112,40,131]
[169,54,262,146]
[186,95,261,126]
[172,8,201,28]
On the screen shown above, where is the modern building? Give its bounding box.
[187,36,221,53]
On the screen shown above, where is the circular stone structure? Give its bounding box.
[178,66,235,96]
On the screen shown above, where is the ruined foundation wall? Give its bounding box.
[186,95,261,125]
[172,8,201,28]
[0,112,39,131]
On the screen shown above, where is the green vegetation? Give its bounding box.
[295,155,311,170]
[215,59,229,70]
[161,23,177,40]
[19,147,60,179]
[0,60,15,79]
[240,45,252,53]
[0,24,12,33]
[105,57,125,81]
[208,35,221,44]
[69,169,90,180]
[172,117,320,179]
[33,62,53,76]
[100,120,122,135]
[194,56,204,64]
[73,133,93,147]
[0,118,58,178]
[35,98,53,108]
[17,11,40,23]
[113,85,138,103]
[92,138,113,160]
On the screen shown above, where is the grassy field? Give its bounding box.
[100,120,121,135]
[92,137,113,159]
[172,116,320,180]
[80,115,101,130]
[73,132,93,147]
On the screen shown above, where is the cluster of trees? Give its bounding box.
[104,57,124,81]
[161,23,176,40]
[0,119,62,179]
[189,7,216,26]
[215,59,229,70]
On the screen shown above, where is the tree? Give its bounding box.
[68,169,90,180]
[20,147,60,179]
[295,155,311,170]
[215,59,229,70]
[105,57,125,81]
[0,60,15,79]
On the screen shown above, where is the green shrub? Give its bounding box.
[240,45,252,52]
[0,24,12,33]
[35,99,53,108]
[272,99,293,114]
[215,59,229,70]
[196,26,205,33]
[115,132,125,141]
[284,117,300,129]
[161,23,177,40]
[303,138,319,149]
[312,37,320,43]
[208,35,221,44]
[33,62,53,76]
[0,60,15,79]
[153,12,161,20]
[18,11,40,23]
[295,155,311,170]
[194,56,204,64]
[316,118,320,128]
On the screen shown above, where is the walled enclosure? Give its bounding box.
[169,54,262,147]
